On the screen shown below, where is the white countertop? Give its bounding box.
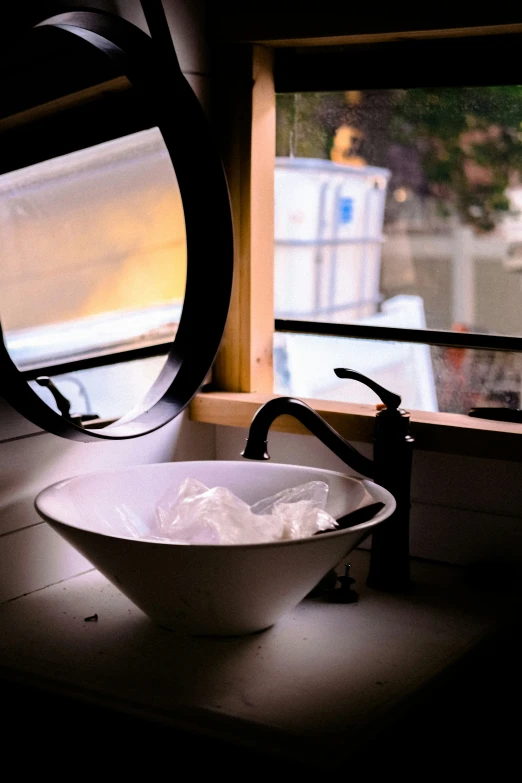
[0,551,518,767]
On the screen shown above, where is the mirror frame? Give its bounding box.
[0,9,233,442]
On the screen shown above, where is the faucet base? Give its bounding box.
[366,576,412,593]
[366,538,411,592]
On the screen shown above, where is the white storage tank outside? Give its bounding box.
[275,157,390,322]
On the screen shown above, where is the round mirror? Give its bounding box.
[0,10,233,441]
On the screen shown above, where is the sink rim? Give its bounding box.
[35,460,396,549]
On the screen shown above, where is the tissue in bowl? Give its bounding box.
[150,478,338,544]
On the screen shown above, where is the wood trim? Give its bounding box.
[0,76,131,133]
[257,23,522,48]
[190,392,522,463]
[211,45,274,392]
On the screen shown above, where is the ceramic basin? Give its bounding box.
[35,461,395,636]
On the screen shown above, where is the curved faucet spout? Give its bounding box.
[241,397,374,478]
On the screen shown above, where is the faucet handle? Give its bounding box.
[36,376,72,419]
[334,368,402,411]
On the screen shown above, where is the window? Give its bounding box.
[273,87,522,414]
[191,35,522,462]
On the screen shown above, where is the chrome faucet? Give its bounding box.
[241,368,414,592]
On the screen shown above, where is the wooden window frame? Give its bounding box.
[189,34,522,463]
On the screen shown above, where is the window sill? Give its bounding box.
[190,391,522,462]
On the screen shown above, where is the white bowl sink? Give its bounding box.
[35,461,395,636]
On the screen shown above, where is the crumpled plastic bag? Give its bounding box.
[147,478,339,545]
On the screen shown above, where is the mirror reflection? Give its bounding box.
[0,34,187,422]
[1,128,186,363]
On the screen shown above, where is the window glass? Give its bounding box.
[275,88,522,412]
[276,88,522,336]
[275,332,522,414]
